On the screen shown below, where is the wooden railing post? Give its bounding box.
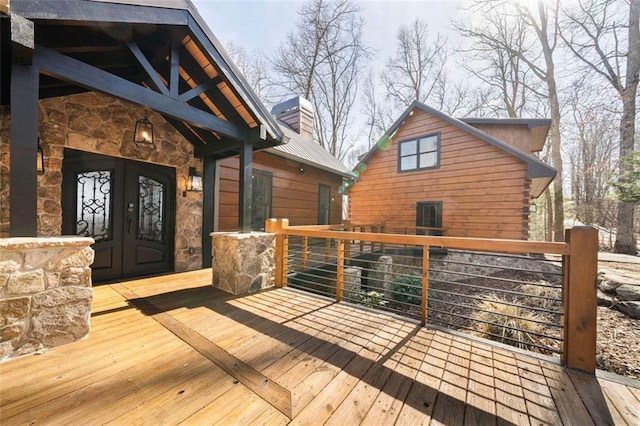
[562,226,598,373]
[343,220,351,265]
[325,238,331,263]
[302,236,308,272]
[336,238,344,302]
[267,218,289,288]
[421,245,430,326]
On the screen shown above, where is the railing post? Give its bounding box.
[268,218,289,288]
[359,226,364,254]
[343,220,351,265]
[325,239,330,263]
[302,236,308,272]
[562,226,598,373]
[421,245,429,326]
[371,226,376,252]
[336,238,344,302]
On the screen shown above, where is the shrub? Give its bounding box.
[391,276,423,305]
[472,293,545,351]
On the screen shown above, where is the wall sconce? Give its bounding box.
[37,139,44,174]
[186,167,203,192]
[298,165,305,175]
[134,113,155,147]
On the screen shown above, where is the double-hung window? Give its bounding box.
[398,133,440,172]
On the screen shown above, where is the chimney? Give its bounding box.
[271,96,314,140]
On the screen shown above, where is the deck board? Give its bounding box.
[1,269,639,424]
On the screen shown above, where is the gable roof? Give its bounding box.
[7,0,283,153]
[266,123,352,178]
[356,101,556,198]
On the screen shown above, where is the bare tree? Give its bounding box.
[456,11,542,118]
[561,0,640,254]
[224,41,276,105]
[360,70,396,148]
[381,19,449,110]
[456,0,566,242]
[565,79,619,227]
[271,0,369,161]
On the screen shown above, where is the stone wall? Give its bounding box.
[0,237,94,361]
[0,92,203,272]
[211,232,275,295]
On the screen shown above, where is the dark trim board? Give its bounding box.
[33,45,249,141]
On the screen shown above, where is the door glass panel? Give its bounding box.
[138,175,165,243]
[76,170,112,242]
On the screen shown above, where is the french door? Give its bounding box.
[62,150,175,282]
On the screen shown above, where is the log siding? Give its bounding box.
[218,151,343,231]
[349,108,530,239]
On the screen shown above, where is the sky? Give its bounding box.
[191,0,465,157]
[193,0,462,71]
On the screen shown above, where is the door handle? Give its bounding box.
[128,216,133,234]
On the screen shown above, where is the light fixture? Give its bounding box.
[186,167,203,192]
[37,139,44,174]
[298,165,305,175]
[134,113,155,147]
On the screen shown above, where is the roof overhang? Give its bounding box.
[3,0,284,157]
[461,117,552,153]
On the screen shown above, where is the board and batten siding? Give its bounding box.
[348,109,531,240]
[218,151,343,231]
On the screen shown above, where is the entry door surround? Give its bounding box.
[62,150,175,282]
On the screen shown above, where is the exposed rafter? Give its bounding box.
[34,45,249,141]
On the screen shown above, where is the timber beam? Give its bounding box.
[33,45,249,141]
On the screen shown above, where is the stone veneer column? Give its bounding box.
[211,232,275,295]
[0,237,94,361]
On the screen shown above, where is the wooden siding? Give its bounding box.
[218,152,343,231]
[467,123,532,153]
[349,109,530,239]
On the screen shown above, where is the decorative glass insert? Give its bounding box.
[399,133,440,171]
[76,170,112,242]
[138,175,165,243]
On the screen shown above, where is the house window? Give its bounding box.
[398,133,440,172]
[416,201,442,235]
[251,170,272,231]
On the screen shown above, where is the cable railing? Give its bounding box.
[265,219,598,373]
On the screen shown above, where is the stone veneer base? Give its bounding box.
[211,232,275,295]
[0,237,94,361]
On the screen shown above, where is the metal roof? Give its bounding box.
[357,101,556,198]
[266,123,352,178]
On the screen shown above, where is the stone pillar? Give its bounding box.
[369,255,393,293]
[0,236,94,361]
[211,232,275,295]
[343,266,362,302]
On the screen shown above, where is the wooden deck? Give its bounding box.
[2,270,640,425]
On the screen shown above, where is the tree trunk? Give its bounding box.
[614,0,639,255]
[545,187,554,242]
[547,84,564,241]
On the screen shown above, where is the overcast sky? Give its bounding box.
[192,0,462,67]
